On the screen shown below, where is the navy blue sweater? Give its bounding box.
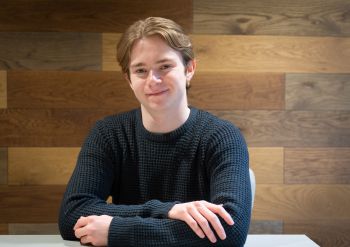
[59,107,251,246]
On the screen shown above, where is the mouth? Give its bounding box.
[146,89,169,96]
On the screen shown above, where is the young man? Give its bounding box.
[59,17,251,247]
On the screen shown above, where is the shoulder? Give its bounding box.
[194,108,247,147]
[101,109,138,125]
[92,109,139,132]
[195,108,241,134]
[85,109,139,143]
[81,109,140,154]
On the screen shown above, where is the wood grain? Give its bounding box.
[0,186,65,223]
[213,110,350,147]
[249,220,283,234]
[8,148,80,185]
[0,71,6,108]
[188,72,284,110]
[249,147,284,184]
[192,35,350,73]
[7,71,138,109]
[0,224,8,234]
[0,148,7,185]
[194,0,350,36]
[285,220,350,247]
[3,109,348,147]
[286,73,350,110]
[0,32,101,70]
[6,147,282,185]
[253,184,350,220]
[285,148,350,184]
[103,33,122,71]
[7,70,282,110]
[0,109,115,147]
[0,0,192,33]
[9,223,59,235]
[104,34,350,72]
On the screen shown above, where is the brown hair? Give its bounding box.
[116,17,194,77]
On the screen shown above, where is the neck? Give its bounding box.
[141,105,190,133]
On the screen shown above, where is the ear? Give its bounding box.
[124,73,134,89]
[185,59,196,81]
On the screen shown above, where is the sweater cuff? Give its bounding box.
[149,200,180,218]
[108,217,134,246]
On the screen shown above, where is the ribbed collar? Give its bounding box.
[135,107,198,142]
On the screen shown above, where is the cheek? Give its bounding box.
[166,70,187,83]
[129,77,142,90]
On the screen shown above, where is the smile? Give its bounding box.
[146,89,169,96]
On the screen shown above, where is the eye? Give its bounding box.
[160,64,172,70]
[135,68,147,74]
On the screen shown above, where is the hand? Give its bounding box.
[168,200,234,243]
[73,215,113,246]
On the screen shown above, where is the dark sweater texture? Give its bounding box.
[58,107,251,247]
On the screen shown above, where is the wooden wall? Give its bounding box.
[0,1,350,246]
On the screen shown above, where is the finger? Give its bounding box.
[197,204,226,241]
[73,216,88,231]
[80,235,92,245]
[202,201,234,225]
[189,204,217,243]
[183,214,206,239]
[74,226,87,239]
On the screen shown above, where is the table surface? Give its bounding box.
[0,234,319,247]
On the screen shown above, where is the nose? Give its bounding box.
[147,69,162,85]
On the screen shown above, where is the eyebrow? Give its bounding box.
[130,58,175,69]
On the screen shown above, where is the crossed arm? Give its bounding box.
[73,201,234,246]
[59,163,250,247]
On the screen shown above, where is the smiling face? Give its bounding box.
[127,35,195,115]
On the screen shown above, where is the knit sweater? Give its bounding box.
[58,107,251,247]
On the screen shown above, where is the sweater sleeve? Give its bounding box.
[106,122,251,247]
[58,120,178,240]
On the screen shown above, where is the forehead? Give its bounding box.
[129,35,183,65]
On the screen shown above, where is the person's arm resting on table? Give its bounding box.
[59,119,251,246]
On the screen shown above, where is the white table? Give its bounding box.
[245,234,319,247]
[0,234,319,247]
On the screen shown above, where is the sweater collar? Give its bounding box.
[136,107,198,142]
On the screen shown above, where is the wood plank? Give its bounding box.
[8,147,283,185]
[249,220,283,234]
[0,71,6,108]
[194,0,350,36]
[1,109,349,147]
[213,110,350,147]
[188,72,284,110]
[248,147,284,184]
[8,148,80,185]
[0,32,101,70]
[6,147,282,186]
[0,186,65,223]
[104,34,350,72]
[103,33,122,71]
[0,109,115,147]
[285,220,350,247]
[0,224,8,234]
[285,148,350,184]
[286,73,350,110]
[7,71,138,109]
[7,70,283,110]
[253,184,350,220]
[0,0,192,33]
[192,35,350,73]
[8,223,59,235]
[0,148,7,185]
[6,147,283,185]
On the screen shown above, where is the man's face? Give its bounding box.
[127,35,194,114]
